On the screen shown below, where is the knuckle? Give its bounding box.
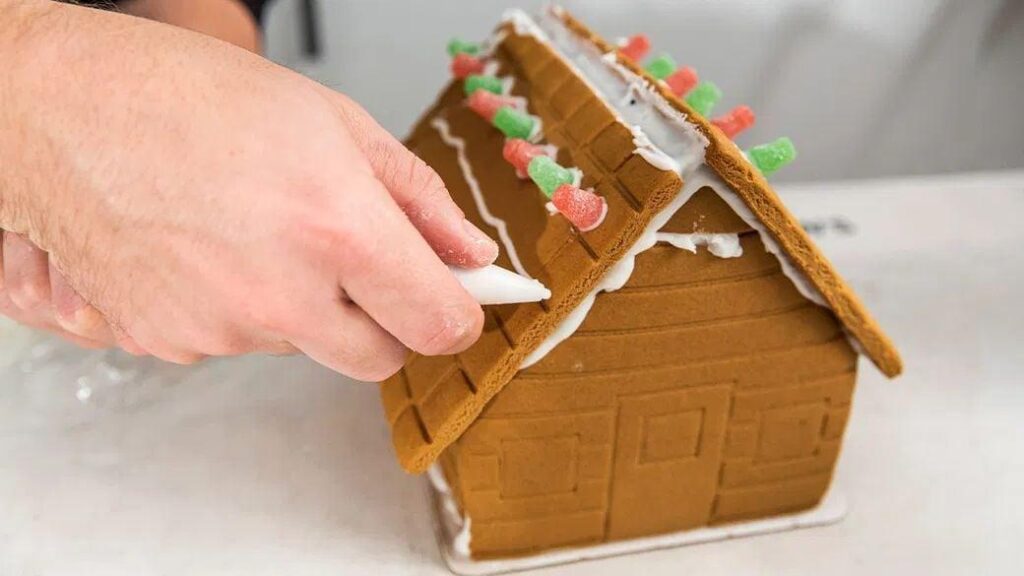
[8,277,48,310]
[292,209,372,271]
[405,161,448,207]
[326,223,375,276]
[244,299,299,337]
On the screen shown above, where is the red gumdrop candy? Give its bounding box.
[553,184,607,232]
[711,105,756,138]
[619,34,651,62]
[665,67,698,97]
[503,139,546,178]
[467,90,518,121]
[451,53,485,79]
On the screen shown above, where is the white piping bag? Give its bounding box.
[449,265,551,305]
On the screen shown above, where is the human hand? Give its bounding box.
[0,231,119,351]
[0,2,497,379]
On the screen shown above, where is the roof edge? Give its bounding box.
[554,8,902,377]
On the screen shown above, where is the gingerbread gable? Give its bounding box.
[381,7,901,474]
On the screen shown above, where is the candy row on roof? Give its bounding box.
[617,34,796,176]
[449,35,796,178]
[447,38,608,232]
[443,29,799,233]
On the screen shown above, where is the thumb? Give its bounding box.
[323,90,499,268]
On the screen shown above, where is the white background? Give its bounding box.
[263,0,1024,183]
[3,171,1022,575]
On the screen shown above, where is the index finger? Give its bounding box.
[320,89,499,269]
[335,174,484,357]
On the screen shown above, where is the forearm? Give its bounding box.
[0,0,198,246]
[0,0,62,236]
[120,0,260,52]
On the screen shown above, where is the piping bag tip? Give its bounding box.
[449,265,551,305]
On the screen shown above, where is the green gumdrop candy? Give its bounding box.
[493,107,535,140]
[464,75,503,95]
[747,137,797,176]
[447,38,480,57]
[645,54,677,80]
[685,81,722,117]
[528,156,574,198]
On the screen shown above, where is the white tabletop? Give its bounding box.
[3,171,1022,575]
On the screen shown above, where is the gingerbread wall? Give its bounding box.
[441,220,859,558]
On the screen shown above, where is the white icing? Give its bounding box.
[569,167,583,186]
[521,167,721,369]
[527,112,544,143]
[494,10,837,369]
[439,488,846,574]
[431,117,531,278]
[711,188,829,306]
[501,9,707,175]
[521,167,833,369]
[519,291,594,369]
[482,30,507,57]
[481,60,500,77]
[499,76,516,97]
[655,233,743,259]
[453,518,472,559]
[426,465,472,559]
[538,13,708,174]
[449,265,551,305]
[501,8,547,39]
[629,124,678,172]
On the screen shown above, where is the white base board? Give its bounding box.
[434,488,847,576]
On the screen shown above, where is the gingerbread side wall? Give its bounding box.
[445,228,859,559]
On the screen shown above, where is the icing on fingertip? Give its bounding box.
[462,218,499,264]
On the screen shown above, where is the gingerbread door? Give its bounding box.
[606,384,731,540]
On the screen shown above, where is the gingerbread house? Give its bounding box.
[379,6,902,571]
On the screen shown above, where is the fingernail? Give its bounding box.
[461,219,499,265]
